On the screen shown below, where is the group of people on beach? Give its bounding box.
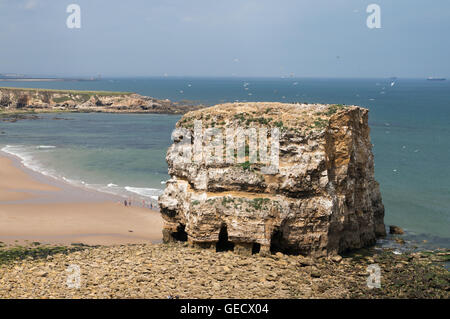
[122,198,154,210]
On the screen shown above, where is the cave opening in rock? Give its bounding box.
[270,228,302,255]
[171,224,188,242]
[216,224,234,252]
[252,243,261,254]
[270,228,286,254]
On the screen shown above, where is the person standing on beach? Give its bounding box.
[124,200,127,207]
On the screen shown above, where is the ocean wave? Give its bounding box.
[95,184,162,201]
[125,186,163,200]
[37,145,56,149]
[1,144,58,178]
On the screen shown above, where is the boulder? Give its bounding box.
[389,225,404,235]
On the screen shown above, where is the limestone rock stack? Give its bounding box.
[159,102,386,256]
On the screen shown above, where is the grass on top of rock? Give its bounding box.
[316,104,347,117]
[313,118,329,129]
[273,120,284,129]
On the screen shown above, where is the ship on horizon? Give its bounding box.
[427,77,446,81]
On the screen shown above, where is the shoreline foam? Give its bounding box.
[1,145,163,204]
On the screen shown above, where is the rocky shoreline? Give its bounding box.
[0,87,204,115]
[0,242,448,299]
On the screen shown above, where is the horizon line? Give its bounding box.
[0,74,447,81]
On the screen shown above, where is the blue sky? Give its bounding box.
[0,0,449,78]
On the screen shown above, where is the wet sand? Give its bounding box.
[0,153,163,246]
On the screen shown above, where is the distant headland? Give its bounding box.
[0,87,204,115]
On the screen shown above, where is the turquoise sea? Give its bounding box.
[0,77,449,246]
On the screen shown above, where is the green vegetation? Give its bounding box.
[313,118,328,129]
[52,96,72,103]
[246,117,271,125]
[0,244,85,265]
[274,121,284,129]
[250,198,271,210]
[347,249,450,299]
[325,104,346,116]
[191,200,200,206]
[233,113,247,123]
[239,161,252,171]
[232,112,276,128]
[315,104,347,117]
[221,197,235,208]
[221,197,249,210]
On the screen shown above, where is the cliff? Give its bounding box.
[0,87,203,114]
[159,102,386,257]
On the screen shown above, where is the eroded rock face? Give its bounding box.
[159,102,386,257]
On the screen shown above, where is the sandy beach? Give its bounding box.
[0,153,163,246]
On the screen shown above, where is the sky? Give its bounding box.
[0,0,449,78]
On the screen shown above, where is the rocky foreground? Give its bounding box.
[0,87,204,114]
[0,242,448,299]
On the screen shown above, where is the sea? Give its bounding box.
[0,77,449,248]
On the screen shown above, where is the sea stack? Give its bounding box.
[159,102,386,257]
